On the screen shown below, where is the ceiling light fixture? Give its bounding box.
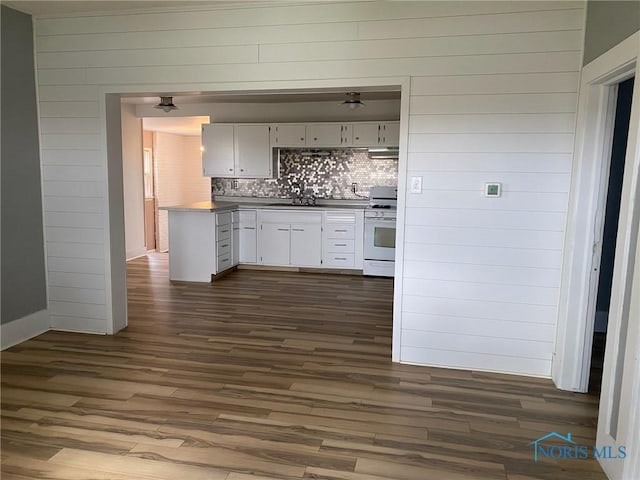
[341,91,365,110]
[154,96,178,113]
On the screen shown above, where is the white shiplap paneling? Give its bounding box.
[33,1,585,376]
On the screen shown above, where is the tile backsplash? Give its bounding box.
[211,149,397,200]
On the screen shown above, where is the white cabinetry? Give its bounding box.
[215,212,233,273]
[202,124,272,178]
[232,211,240,266]
[270,124,306,146]
[352,122,399,147]
[306,123,351,147]
[291,224,322,266]
[258,210,322,267]
[239,210,257,264]
[167,211,216,282]
[322,210,364,270]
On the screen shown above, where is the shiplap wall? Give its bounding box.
[34,1,584,376]
[154,133,210,252]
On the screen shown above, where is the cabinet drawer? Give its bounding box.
[216,212,232,226]
[216,239,231,256]
[261,210,322,224]
[325,254,355,268]
[326,239,355,253]
[217,253,232,272]
[239,210,257,227]
[325,223,355,239]
[216,224,232,240]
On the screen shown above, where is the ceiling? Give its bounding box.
[124,90,401,105]
[3,1,282,17]
[142,116,209,136]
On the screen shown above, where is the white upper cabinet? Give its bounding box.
[202,124,272,178]
[379,122,400,146]
[352,123,380,147]
[307,123,344,147]
[235,124,271,177]
[269,122,396,148]
[271,124,306,146]
[352,122,400,147]
[202,124,235,176]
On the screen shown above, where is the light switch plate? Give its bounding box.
[410,176,422,194]
[485,182,502,197]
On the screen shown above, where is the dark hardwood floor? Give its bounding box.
[1,253,605,479]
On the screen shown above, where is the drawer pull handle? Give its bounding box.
[220,244,229,248]
[335,229,348,232]
[243,227,255,230]
[335,243,347,246]
[277,228,289,231]
[292,228,304,232]
[335,257,347,261]
[220,229,229,233]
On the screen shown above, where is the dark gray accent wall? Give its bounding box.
[584,1,640,65]
[1,5,48,324]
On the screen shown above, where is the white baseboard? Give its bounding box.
[126,246,148,261]
[1,309,50,350]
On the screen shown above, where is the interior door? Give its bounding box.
[596,76,640,480]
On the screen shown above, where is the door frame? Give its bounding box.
[553,30,640,478]
[100,77,411,352]
[553,32,639,392]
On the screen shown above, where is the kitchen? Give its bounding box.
[125,90,402,283]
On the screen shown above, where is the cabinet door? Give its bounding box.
[352,123,380,146]
[232,224,240,266]
[202,124,235,176]
[271,124,306,146]
[239,210,257,263]
[290,224,322,267]
[235,124,271,178]
[239,225,257,263]
[259,223,290,265]
[306,123,343,147]
[379,122,400,146]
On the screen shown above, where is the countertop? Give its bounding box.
[160,199,369,212]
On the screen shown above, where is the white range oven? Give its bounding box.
[363,186,397,277]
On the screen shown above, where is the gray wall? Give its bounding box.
[584,1,640,65]
[1,5,48,323]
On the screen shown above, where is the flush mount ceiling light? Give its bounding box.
[341,91,365,110]
[154,96,178,113]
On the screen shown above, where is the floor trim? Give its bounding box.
[1,309,50,350]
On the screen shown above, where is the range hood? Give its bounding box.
[367,147,399,159]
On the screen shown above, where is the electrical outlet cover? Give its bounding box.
[410,176,422,194]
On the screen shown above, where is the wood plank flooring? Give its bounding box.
[1,253,606,479]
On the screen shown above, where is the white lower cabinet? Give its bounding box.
[258,210,322,267]
[167,211,216,282]
[260,223,291,265]
[215,212,233,274]
[239,210,257,264]
[291,224,322,267]
[322,210,364,270]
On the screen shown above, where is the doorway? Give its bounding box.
[589,77,635,393]
[143,133,156,252]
